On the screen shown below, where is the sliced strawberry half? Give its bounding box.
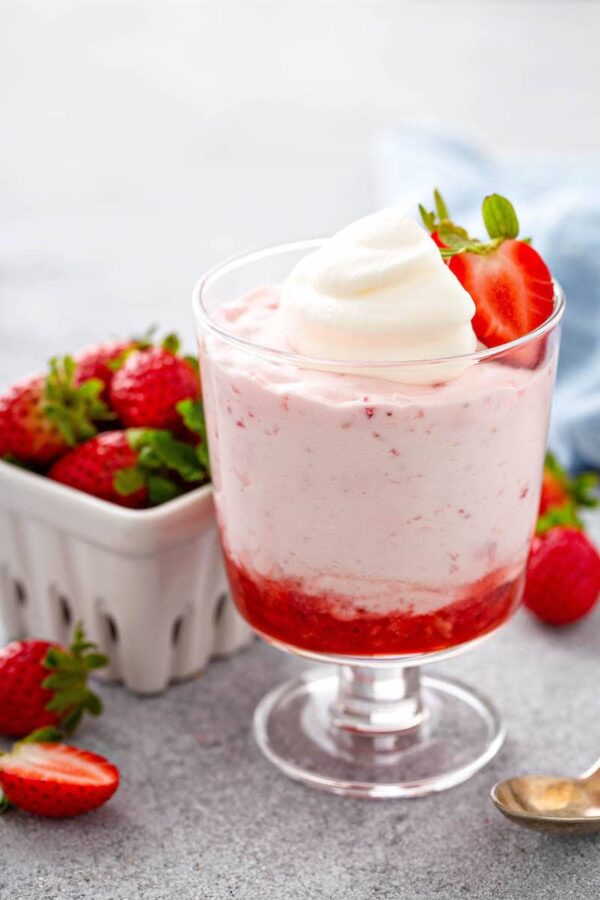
[449,239,554,347]
[419,191,555,350]
[0,742,119,817]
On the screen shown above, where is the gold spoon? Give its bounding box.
[491,758,600,833]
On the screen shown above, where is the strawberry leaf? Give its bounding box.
[418,204,437,233]
[147,474,183,505]
[43,356,115,444]
[536,501,583,535]
[162,333,181,355]
[482,194,520,240]
[572,472,599,508]
[18,726,63,744]
[434,188,450,222]
[41,623,108,737]
[83,653,110,670]
[114,465,146,496]
[177,399,210,472]
[60,708,84,735]
[84,693,103,715]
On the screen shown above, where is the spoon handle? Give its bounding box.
[580,756,600,780]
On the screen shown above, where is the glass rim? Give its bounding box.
[192,239,566,370]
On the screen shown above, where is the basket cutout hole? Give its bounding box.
[105,615,119,644]
[171,616,185,647]
[14,580,27,606]
[59,595,72,627]
[213,592,228,626]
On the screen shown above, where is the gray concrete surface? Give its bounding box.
[2,3,600,897]
[1,611,600,900]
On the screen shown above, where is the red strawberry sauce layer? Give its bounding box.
[224,553,524,656]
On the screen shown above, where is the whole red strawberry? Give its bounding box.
[0,626,108,738]
[523,527,600,625]
[109,335,200,431]
[0,392,11,457]
[420,191,554,348]
[0,742,119,817]
[49,427,208,508]
[0,358,113,465]
[74,339,138,399]
[50,431,149,508]
[539,468,569,516]
[537,451,598,523]
[0,641,58,736]
[1,376,69,464]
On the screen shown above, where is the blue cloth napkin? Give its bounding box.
[373,125,600,472]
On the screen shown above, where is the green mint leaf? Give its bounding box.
[482,194,519,240]
[114,465,146,496]
[0,793,12,813]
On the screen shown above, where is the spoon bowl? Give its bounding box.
[492,764,600,833]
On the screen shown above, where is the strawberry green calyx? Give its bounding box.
[482,194,519,240]
[161,333,181,355]
[177,399,210,472]
[537,451,599,535]
[18,726,63,744]
[419,189,525,259]
[44,356,115,445]
[114,427,210,506]
[418,188,453,235]
[42,623,109,736]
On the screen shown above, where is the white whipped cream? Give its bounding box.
[281,209,477,384]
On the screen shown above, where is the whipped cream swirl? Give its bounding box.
[281,209,477,384]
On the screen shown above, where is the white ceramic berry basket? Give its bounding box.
[0,460,253,694]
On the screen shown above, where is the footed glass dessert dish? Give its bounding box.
[193,230,564,798]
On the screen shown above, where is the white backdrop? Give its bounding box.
[1,0,598,385]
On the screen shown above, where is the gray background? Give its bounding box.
[2,2,600,898]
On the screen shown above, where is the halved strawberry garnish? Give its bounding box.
[449,240,554,347]
[0,741,119,817]
[420,191,555,348]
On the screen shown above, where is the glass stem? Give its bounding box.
[331,664,424,735]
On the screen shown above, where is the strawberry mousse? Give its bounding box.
[198,201,561,657]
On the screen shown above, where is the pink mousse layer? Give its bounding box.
[200,286,557,617]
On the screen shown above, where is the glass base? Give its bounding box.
[253,666,505,798]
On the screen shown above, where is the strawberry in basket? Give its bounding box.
[0,331,210,508]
